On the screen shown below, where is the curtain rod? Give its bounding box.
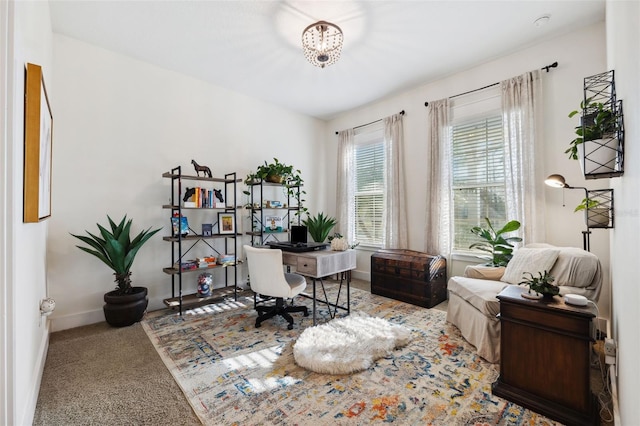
[424,61,558,107]
[335,110,405,135]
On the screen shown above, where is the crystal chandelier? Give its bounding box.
[301,20,343,68]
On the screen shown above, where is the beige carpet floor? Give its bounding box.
[33,320,201,425]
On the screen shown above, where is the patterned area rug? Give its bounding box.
[142,285,561,425]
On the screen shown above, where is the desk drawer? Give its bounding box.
[282,252,297,267]
[296,257,317,275]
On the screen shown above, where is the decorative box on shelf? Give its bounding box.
[371,249,447,308]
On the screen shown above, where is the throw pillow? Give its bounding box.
[501,248,561,285]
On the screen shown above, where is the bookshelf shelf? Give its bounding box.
[162,165,240,314]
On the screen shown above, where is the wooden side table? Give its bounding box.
[492,285,598,426]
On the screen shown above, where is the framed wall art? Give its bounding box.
[23,63,53,222]
[218,212,235,235]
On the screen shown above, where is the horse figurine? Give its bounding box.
[191,159,212,178]
[183,187,196,203]
[213,189,224,203]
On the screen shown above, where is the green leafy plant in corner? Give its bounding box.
[566,97,617,160]
[469,217,522,267]
[302,212,337,243]
[519,270,559,297]
[71,215,161,295]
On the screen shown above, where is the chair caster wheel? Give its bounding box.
[288,324,294,330]
[303,311,309,317]
[255,323,261,328]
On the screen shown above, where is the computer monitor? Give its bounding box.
[291,225,308,244]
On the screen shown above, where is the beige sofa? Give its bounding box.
[446,243,602,363]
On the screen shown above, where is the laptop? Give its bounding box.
[267,225,329,252]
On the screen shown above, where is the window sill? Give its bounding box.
[450,251,486,263]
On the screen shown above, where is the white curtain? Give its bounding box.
[335,129,355,242]
[424,99,452,256]
[501,70,545,244]
[383,113,408,249]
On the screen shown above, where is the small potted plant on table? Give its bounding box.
[519,270,559,300]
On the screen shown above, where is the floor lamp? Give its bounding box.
[545,174,592,251]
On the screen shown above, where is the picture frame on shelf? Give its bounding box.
[218,212,235,234]
[23,63,53,223]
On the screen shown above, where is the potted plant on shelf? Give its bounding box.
[302,212,337,243]
[519,270,559,300]
[244,158,303,186]
[567,98,619,174]
[469,217,522,267]
[574,198,610,228]
[243,158,306,212]
[71,215,161,327]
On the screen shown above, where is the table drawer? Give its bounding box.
[296,257,317,275]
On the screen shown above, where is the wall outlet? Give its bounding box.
[604,338,616,357]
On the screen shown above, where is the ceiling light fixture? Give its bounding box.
[302,20,343,68]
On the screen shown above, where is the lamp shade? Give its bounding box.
[545,174,568,188]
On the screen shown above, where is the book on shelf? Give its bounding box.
[264,215,283,232]
[171,216,189,236]
[202,223,213,236]
[218,254,236,265]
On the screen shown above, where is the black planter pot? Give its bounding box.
[103,286,148,327]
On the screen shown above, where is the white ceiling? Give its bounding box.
[49,1,605,120]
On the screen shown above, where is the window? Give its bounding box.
[451,114,506,251]
[353,124,385,246]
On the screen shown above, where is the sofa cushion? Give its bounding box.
[501,247,560,285]
[464,265,506,280]
[447,276,509,318]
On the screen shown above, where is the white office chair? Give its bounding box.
[244,245,309,330]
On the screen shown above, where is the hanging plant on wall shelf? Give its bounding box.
[566,97,617,160]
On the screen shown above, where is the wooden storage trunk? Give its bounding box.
[371,249,447,308]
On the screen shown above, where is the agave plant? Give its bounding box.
[469,217,522,267]
[71,215,161,294]
[302,212,337,243]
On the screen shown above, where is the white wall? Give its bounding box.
[606,1,640,424]
[3,2,54,425]
[324,22,613,319]
[48,35,325,331]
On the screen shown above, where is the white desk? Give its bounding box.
[282,249,356,325]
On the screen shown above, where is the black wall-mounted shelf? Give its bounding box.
[580,70,624,179]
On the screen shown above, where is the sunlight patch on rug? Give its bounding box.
[142,286,562,425]
[293,313,411,374]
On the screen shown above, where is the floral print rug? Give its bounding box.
[142,285,560,425]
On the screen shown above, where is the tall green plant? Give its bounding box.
[302,212,337,243]
[71,215,161,294]
[469,217,522,267]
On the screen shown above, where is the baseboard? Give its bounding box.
[352,270,370,282]
[610,364,620,425]
[50,309,105,332]
[20,319,50,425]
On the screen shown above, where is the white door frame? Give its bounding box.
[1,0,15,423]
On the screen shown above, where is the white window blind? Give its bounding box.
[451,114,506,251]
[354,124,385,246]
